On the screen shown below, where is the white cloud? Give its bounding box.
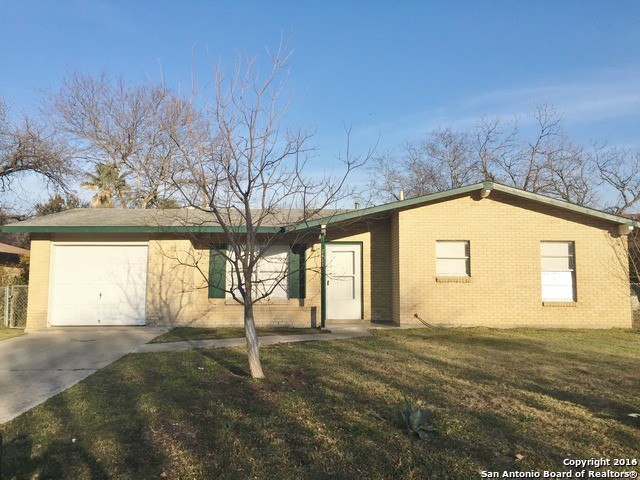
[356,65,640,152]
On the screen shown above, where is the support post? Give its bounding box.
[320,225,327,329]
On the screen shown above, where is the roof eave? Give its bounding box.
[290,181,638,231]
[0,225,284,234]
[489,183,640,227]
[289,183,487,231]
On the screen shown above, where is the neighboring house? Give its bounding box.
[2,182,637,331]
[0,242,30,265]
[0,242,30,284]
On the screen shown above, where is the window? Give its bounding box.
[541,242,575,302]
[248,245,289,299]
[208,244,306,299]
[436,241,470,276]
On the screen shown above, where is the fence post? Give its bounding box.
[3,286,8,328]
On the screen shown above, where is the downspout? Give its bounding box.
[320,224,327,329]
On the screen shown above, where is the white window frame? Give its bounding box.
[226,245,289,300]
[541,241,576,302]
[436,241,470,277]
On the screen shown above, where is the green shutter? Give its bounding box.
[208,245,227,298]
[288,244,306,299]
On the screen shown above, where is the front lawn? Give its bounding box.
[149,326,327,343]
[2,328,639,479]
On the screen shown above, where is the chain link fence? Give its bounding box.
[1,285,28,328]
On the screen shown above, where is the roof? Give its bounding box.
[0,242,30,256]
[2,182,637,234]
[0,208,346,234]
[291,181,639,231]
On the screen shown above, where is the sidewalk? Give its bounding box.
[136,324,375,353]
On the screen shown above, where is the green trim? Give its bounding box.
[208,245,227,298]
[290,181,638,231]
[488,183,638,227]
[325,241,364,321]
[291,183,486,231]
[288,244,306,299]
[320,230,326,328]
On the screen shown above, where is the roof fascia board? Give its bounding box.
[489,183,639,227]
[0,225,284,234]
[292,181,638,230]
[289,183,486,231]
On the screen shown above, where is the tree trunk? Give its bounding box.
[243,301,265,378]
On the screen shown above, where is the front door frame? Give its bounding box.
[322,241,364,322]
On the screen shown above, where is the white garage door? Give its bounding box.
[50,244,148,326]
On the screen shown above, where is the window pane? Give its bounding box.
[226,245,289,299]
[541,256,571,270]
[542,271,575,301]
[541,242,572,256]
[436,258,468,276]
[542,284,574,301]
[436,241,467,258]
[542,271,573,286]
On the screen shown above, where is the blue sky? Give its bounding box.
[1,1,639,206]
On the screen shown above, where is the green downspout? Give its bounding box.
[320,225,327,329]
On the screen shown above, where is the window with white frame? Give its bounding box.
[226,245,289,300]
[540,241,576,302]
[436,241,470,276]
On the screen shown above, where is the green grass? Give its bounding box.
[0,326,24,341]
[149,326,327,343]
[2,328,640,479]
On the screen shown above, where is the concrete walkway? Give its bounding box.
[0,327,164,424]
[136,325,373,353]
[1,324,379,424]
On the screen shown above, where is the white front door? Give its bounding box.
[50,244,148,326]
[326,243,362,320]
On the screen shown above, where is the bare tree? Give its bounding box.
[592,145,640,214]
[0,97,72,195]
[473,115,518,183]
[370,128,479,200]
[169,45,369,378]
[45,73,193,208]
[371,104,603,208]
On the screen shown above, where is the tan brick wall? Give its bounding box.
[23,192,632,330]
[324,219,393,323]
[391,212,400,325]
[146,223,393,327]
[393,191,632,328]
[24,236,51,331]
[146,238,323,328]
[369,218,393,321]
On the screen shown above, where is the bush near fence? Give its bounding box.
[1,285,28,328]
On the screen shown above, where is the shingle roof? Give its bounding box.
[291,182,639,231]
[1,208,347,233]
[0,242,30,255]
[2,182,637,234]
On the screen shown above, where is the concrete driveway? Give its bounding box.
[0,327,163,424]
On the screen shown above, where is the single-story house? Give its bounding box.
[2,181,637,331]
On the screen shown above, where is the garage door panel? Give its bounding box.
[50,245,148,326]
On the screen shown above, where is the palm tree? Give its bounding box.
[82,162,130,208]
